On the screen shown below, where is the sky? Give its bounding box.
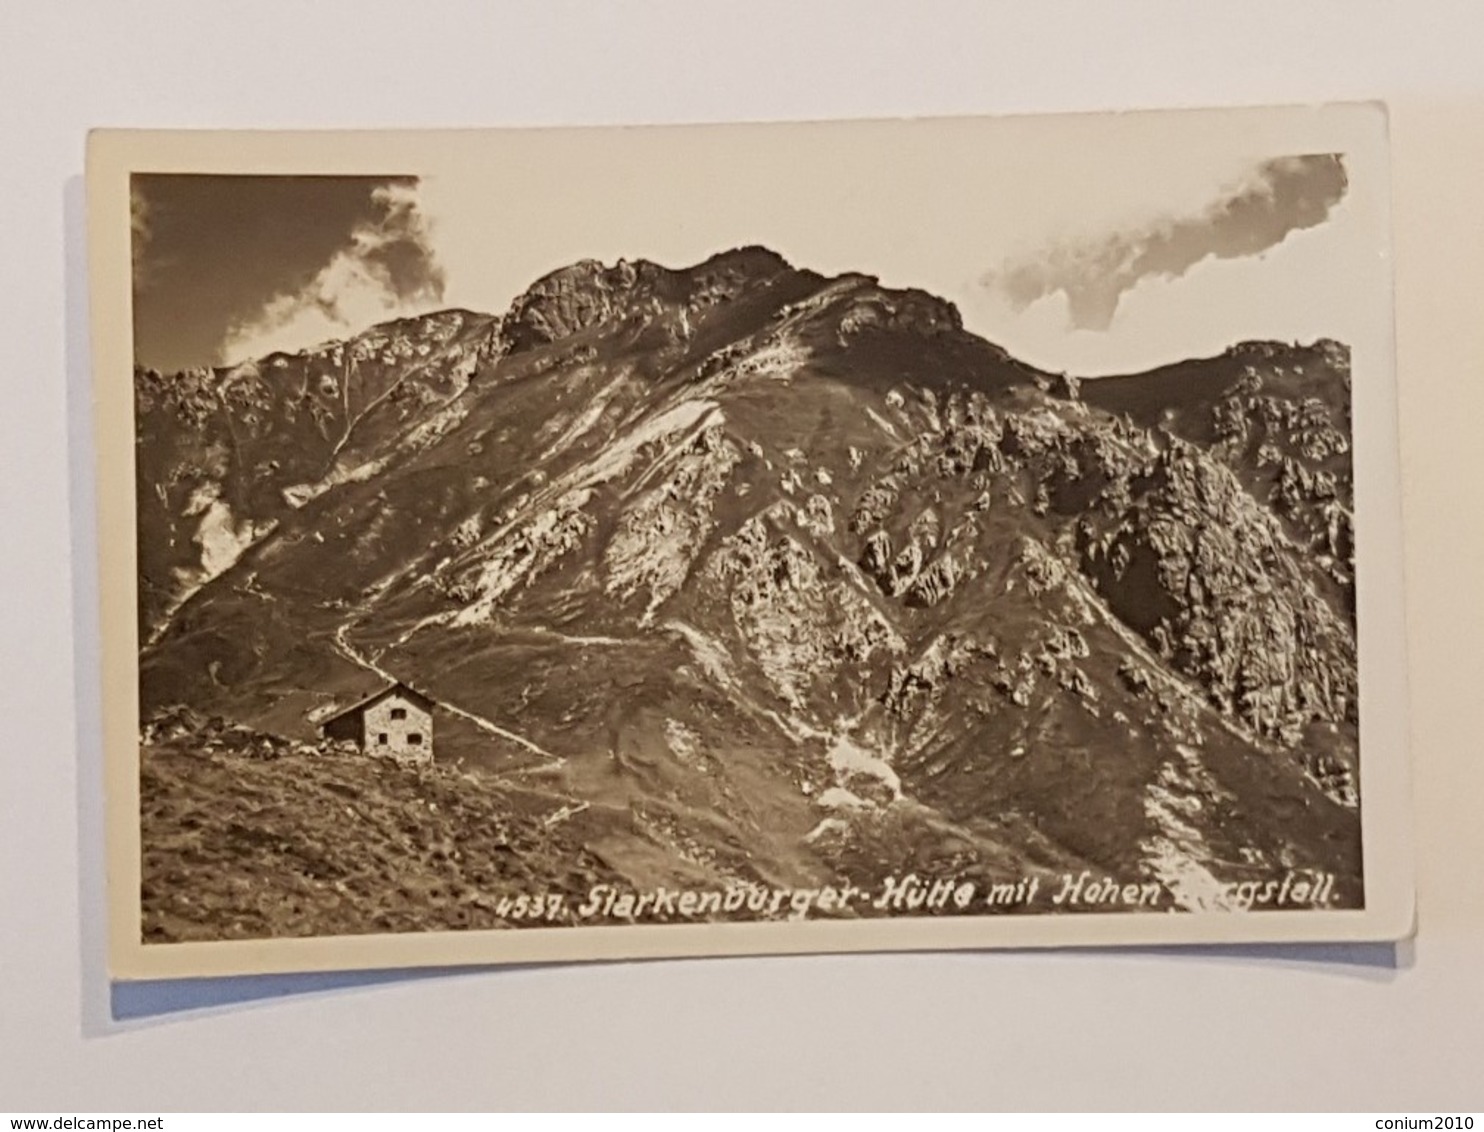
[131,174,444,373]
[129,112,1381,378]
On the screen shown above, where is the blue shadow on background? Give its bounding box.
[111,964,493,1022]
[107,937,1405,1025]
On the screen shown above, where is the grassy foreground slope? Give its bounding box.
[140,738,620,941]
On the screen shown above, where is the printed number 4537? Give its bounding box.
[494,893,565,922]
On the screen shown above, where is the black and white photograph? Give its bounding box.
[90,105,1411,977]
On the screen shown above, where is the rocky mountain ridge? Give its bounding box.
[135,246,1362,938]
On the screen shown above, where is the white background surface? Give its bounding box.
[2,0,1481,1112]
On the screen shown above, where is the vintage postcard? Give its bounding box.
[88,104,1413,979]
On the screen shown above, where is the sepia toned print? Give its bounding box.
[90,106,1412,978]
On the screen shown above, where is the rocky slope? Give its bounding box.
[135,246,1363,938]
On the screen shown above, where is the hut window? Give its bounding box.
[390,707,407,721]
[377,733,388,745]
[408,733,424,746]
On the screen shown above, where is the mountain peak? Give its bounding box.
[495,248,805,357]
[496,257,665,355]
[691,244,794,278]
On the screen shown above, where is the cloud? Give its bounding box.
[130,183,152,286]
[217,181,446,364]
[982,154,1349,332]
[961,187,1367,378]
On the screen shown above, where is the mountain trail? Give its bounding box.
[331,623,564,766]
